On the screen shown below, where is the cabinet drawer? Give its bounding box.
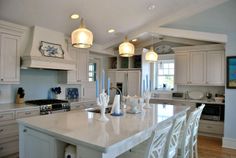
[0,111,14,122]
[15,109,39,119]
[0,123,18,139]
[199,122,224,135]
[0,140,19,157]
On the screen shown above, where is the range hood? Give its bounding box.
[21,26,75,70]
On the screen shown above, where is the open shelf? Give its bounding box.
[108,54,142,70]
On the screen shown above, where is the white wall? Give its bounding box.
[164,0,236,148]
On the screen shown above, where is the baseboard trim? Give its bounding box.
[223,137,236,149]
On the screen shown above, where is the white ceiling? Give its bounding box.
[0,0,228,49]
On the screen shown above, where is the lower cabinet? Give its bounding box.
[19,126,74,158]
[198,120,224,137]
[20,126,56,158]
[0,107,40,157]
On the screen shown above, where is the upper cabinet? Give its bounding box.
[174,44,225,86]
[175,52,189,85]
[58,47,89,84]
[205,50,225,85]
[0,33,20,84]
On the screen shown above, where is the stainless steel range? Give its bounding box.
[25,99,70,115]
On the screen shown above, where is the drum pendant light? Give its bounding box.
[145,36,158,62]
[145,46,158,62]
[71,18,93,48]
[119,36,135,57]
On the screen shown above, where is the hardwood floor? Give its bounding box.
[198,136,236,158]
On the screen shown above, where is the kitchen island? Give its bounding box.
[17,104,189,158]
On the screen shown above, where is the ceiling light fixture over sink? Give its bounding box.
[119,36,135,57]
[71,18,93,48]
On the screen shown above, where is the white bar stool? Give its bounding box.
[118,121,173,158]
[164,113,187,158]
[177,109,199,158]
[190,104,205,158]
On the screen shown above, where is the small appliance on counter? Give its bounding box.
[16,87,25,104]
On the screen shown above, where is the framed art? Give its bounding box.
[39,41,64,58]
[227,56,236,88]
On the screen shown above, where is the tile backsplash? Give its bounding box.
[176,85,225,98]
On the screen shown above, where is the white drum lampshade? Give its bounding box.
[119,36,135,57]
[145,46,158,62]
[71,18,93,48]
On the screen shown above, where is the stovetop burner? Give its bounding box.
[25,99,70,115]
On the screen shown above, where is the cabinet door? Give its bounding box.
[116,71,126,83]
[82,82,96,98]
[0,34,20,83]
[77,49,89,82]
[107,70,116,83]
[127,71,141,96]
[66,48,78,84]
[20,127,56,158]
[189,51,205,85]
[175,52,189,84]
[206,50,225,85]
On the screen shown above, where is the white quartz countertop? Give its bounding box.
[150,97,225,105]
[69,98,96,104]
[17,104,189,153]
[0,103,39,112]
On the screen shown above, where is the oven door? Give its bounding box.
[196,103,224,121]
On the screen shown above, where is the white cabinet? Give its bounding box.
[205,50,225,85]
[81,82,96,98]
[127,71,141,96]
[174,45,225,86]
[189,51,205,84]
[0,34,20,84]
[58,47,89,84]
[20,126,56,158]
[198,120,224,137]
[175,52,189,85]
[0,107,39,157]
[108,70,141,96]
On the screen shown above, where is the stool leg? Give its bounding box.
[194,143,198,158]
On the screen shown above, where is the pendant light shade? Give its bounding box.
[119,36,135,57]
[145,46,158,62]
[71,18,93,48]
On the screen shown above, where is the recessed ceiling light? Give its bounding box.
[148,4,156,10]
[132,38,138,42]
[108,29,115,33]
[70,14,80,19]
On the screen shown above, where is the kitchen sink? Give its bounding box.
[85,107,112,114]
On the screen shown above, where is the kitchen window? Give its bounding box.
[154,59,175,90]
[88,63,96,82]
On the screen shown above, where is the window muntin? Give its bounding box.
[155,60,174,90]
[88,63,96,82]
